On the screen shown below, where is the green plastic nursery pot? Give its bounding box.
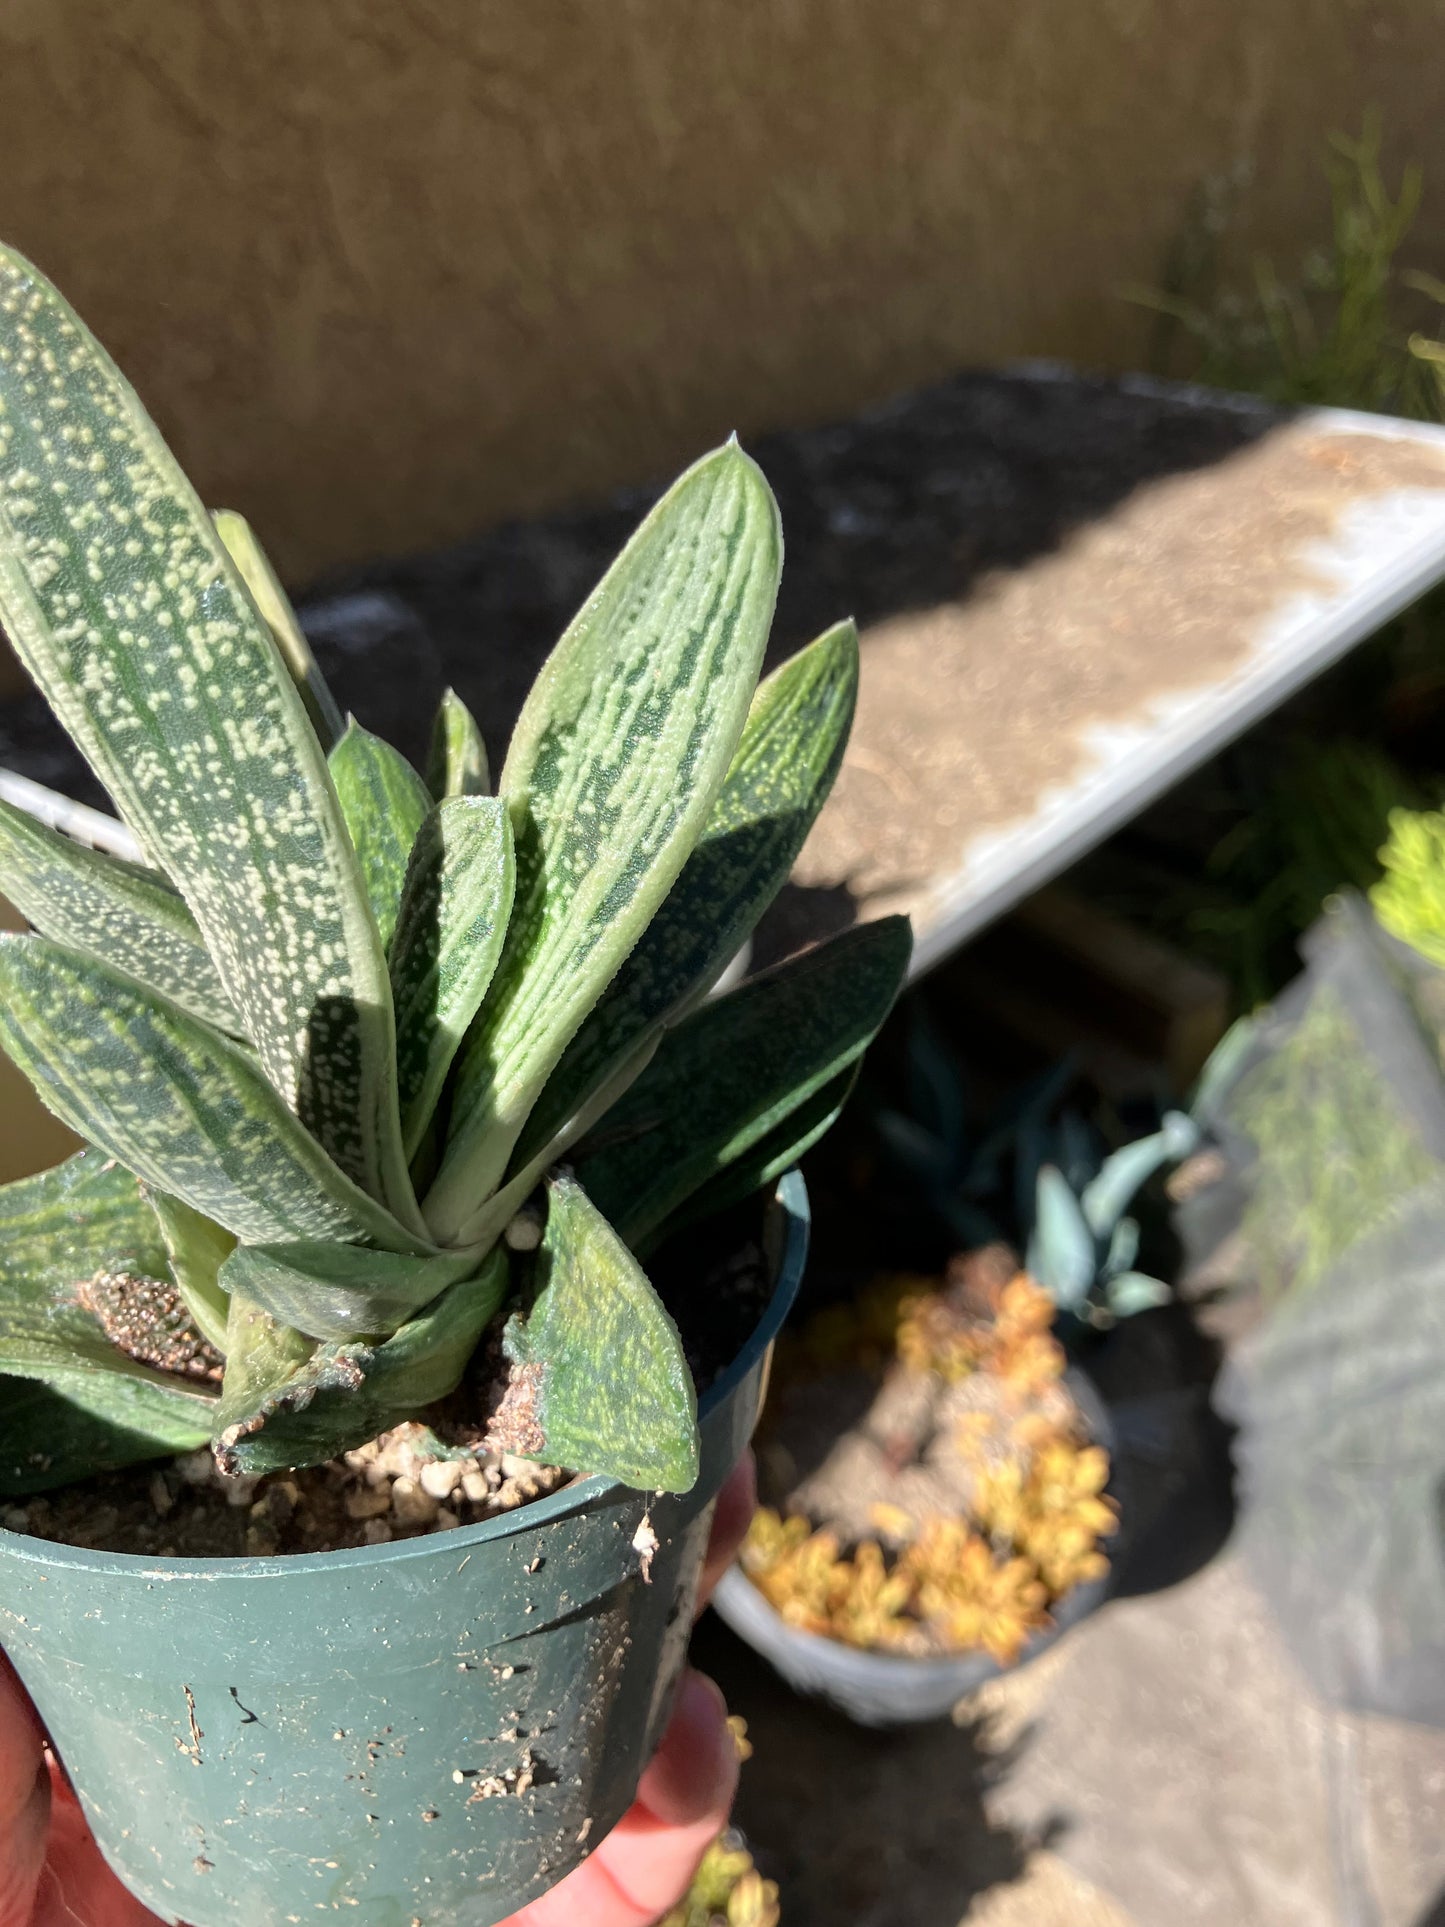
[0,1173,808,1927]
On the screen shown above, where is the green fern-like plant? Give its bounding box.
[0,247,910,1502]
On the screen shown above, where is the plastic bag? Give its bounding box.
[1210,893,1445,1723]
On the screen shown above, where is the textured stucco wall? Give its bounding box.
[0,1,1441,584]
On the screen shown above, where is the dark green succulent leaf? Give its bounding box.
[215,1249,509,1476]
[390,797,515,1161]
[499,1171,697,1493]
[0,1151,217,1495]
[146,1191,234,1353]
[426,688,490,799]
[426,443,783,1243]
[213,509,345,750]
[0,247,412,1218]
[0,797,241,1034]
[576,917,911,1247]
[0,1377,212,1499]
[329,720,434,953]
[514,619,858,1172]
[646,1064,859,1254]
[0,934,425,1250]
[221,1240,481,1342]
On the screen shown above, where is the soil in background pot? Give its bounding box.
[742,1247,1117,1664]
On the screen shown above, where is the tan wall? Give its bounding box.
[0,1,1441,586]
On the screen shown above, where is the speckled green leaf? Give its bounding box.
[426,444,782,1242]
[216,1249,509,1476]
[647,1064,859,1253]
[0,1378,212,1499]
[577,917,911,1247]
[438,1034,661,1264]
[213,509,344,750]
[221,1240,481,1342]
[0,796,240,1034]
[426,687,490,799]
[0,247,412,1219]
[502,1171,697,1492]
[329,720,433,952]
[0,1151,217,1495]
[146,1190,234,1353]
[0,933,423,1249]
[390,797,515,1161]
[516,620,858,1169]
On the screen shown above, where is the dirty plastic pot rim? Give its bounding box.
[0,1169,809,1581]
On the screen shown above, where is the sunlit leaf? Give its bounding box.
[499,1172,697,1491]
[390,797,514,1161]
[0,796,240,1034]
[0,246,412,1217]
[329,720,433,953]
[426,443,782,1242]
[0,934,424,1249]
[515,619,857,1170]
[426,687,490,799]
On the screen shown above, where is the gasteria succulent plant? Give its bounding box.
[0,246,909,1505]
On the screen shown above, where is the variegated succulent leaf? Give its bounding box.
[1,1379,212,1500]
[424,442,782,1243]
[215,1250,509,1476]
[0,795,241,1034]
[576,917,911,1248]
[498,1171,698,1492]
[213,509,345,750]
[329,720,433,953]
[0,933,424,1250]
[436,1033,661,1265]
[0,1151,218,1495]
[513,618,858,1173]
[0,246,414,1221]
[220,1240,481,1342]
[390,796,515,1162]
[426,687,490,799]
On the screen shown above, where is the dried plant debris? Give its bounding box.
[74,1269,223,1382]
[743,1267,1116,1664]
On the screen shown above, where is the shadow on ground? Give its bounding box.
[691,1607,1061,1927]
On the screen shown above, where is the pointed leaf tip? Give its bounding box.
[498,1172,698,1492]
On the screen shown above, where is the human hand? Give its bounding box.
[0,1454,756,1927]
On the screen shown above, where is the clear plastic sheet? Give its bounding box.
[1211,892,1445,1723]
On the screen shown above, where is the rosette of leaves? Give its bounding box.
[0,246,910,1502]
[872,1010,1206,1325]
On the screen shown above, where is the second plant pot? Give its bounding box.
[0,1174,808,1927]
[711,1367,1116,1726]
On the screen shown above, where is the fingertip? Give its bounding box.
[635,1670,738,1830]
